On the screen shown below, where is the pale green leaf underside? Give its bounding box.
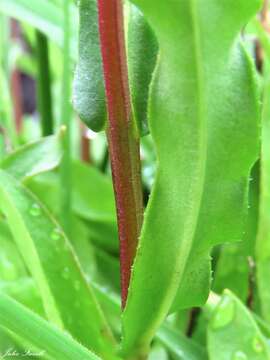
[1,132,64,181]
[122,0,261,356]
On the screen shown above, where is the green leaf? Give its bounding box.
[0,169,115,357]
[72,161,116,222]
[0,277,44,316]
[122,0,261,357]
[127,4,158,136]
[73,0,106,132]
[27,161,119,253]
[157,324,207,360]
[207,290,270,360]
[255,60,270,322]
[0,220,27,281]
[213,161,259,302]
[0,132,64,181]
[27,161,117,222]
[0,293,101,360]
[73,0,158,135]
[0,0,78,60]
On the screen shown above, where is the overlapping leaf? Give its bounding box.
[0,0,78,59]
[208,290,270,360]
[73,0,157,134]
[0,170,115,357]
[1,132,64,181]
[0,293,101,360]
[122,0,261,357]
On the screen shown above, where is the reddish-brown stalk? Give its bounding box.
[256,0,269,70]
[97,0,143,307]
[10,20,23,134]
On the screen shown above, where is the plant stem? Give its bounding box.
[60,0,72,238]
[97,0,143,307]
[36,30,54,136]
[10,20,23,135]
[256,0,269,70]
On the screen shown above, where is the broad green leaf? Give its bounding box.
[127,4,158,136]
[207,290,270,360]
[72,161,116,222]
[0,170,115,357]
[27,161,119,252]
[213,243,250,302]
[122,0,261,356]
[27,161,117,222]
[213,162,260,302]
[255,60,270,322]
[0,0,78,60]
[73,0,106,132]
[93,281,205,360]
[0,131,64,181]
[0,293,101,360]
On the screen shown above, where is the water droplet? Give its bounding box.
[63,241,70,252]
[252,335,264,353]
[62,267,70,280]
[29,203,41,217]
[51,228,62,241]
[74,280,80,291]
[0,255,17,280]
[211,296,235,330]
[232,351,247,360]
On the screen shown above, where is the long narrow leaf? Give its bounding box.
[0,170,115,357]
[0,293,101,360]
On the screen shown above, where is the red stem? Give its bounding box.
[11,20,23,134]
[98,0,143,307]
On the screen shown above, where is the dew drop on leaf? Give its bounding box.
[62,267,70,280]
[50,228,62,241]
[252,335,265,353]
[29,203,41,217]
[232,351,247,360]
[74,280,81,291]
[211,296,235,330]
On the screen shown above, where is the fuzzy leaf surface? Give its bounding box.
[122,0,261,356]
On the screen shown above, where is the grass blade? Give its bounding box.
[0,293,101,360]
[0,169,115,356]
